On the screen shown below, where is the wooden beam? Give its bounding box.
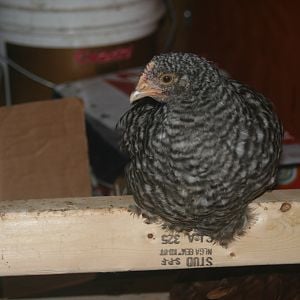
[0,190,299,276]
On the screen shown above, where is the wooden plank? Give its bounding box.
[0,190,299,276]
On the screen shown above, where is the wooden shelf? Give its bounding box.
[0,190,299,276]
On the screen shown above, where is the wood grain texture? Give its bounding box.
[0,190,299,276]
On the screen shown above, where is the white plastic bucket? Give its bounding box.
[0,0,165,48]
[0,0,165,104]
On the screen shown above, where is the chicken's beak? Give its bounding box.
[130,77,162,103]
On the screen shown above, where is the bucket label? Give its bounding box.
[74,46,133,65]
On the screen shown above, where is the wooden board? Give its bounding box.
[0,190,299,276]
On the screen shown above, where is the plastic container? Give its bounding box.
[0,0,165,103]
[0,0,165,48]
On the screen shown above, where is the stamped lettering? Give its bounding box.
[159,233,214,268]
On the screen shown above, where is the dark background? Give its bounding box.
[170,0,300,139]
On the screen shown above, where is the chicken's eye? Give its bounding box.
[160,73,175,85]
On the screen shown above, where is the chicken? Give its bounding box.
[117,52,283,245]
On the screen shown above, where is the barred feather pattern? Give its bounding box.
[117,54,283,245]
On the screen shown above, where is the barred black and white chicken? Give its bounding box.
[117,52,283,245]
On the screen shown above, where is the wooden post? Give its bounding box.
[0,190,299,276]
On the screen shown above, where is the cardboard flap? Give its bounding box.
[0,98,91,200]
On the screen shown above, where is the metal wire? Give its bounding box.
[0,54,56,89]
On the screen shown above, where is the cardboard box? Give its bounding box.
[56,68,140,189]
[0,98,91,200]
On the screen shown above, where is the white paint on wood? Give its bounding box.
[0,190,299,276]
